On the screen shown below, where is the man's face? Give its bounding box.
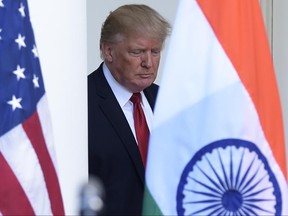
[104,34,163,93]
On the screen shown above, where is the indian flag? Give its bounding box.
[143,0,288,215]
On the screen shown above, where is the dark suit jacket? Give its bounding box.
[88,63,158,215]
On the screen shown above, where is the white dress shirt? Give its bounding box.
[103,63,154,142]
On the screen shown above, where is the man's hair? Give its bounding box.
[100,4,171,58]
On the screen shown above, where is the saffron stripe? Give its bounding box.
[197,0,287,178]
[0,153,35,215]
[22,111,65,215]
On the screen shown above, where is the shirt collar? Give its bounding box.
[103,63,132,108]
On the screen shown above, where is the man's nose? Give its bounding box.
[141,52,153,68]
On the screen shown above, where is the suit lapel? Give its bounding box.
[95,66,145,183]
[144,87,158,111]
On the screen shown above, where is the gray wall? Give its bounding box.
[261,0,288,166]
[273,1,288,164]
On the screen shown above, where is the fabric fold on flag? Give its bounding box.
[143,0,288,215]
[0,1,65,215]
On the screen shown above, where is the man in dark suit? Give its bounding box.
[88,4,171,215]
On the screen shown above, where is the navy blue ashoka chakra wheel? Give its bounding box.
[177,139,281,216]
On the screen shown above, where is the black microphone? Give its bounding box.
[79,177,105,216]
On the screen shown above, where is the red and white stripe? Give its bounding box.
[0,95,64,215]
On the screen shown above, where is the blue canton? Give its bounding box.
[0,0,45,136]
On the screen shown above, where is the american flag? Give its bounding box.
[0,0,65,215]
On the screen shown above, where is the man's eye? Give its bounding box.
[130,50,142,56]
[152,50,160,55]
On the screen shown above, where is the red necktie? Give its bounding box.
[130,93,149,167]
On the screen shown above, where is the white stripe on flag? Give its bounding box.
[147,1,242,213]
[0,118,52,215]
[37,95,59,175]
[153,0,239,128]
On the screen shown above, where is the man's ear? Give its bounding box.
[102,43,113,62]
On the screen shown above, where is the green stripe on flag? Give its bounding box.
[142,186,163,216]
